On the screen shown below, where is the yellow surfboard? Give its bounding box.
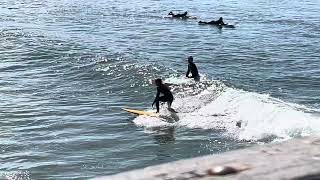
[122,108,157,116]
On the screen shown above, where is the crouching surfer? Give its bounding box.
[152,78,174,113]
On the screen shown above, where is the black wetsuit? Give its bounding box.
[212,19,225,25]
[199,19,226,25]
[152,84,174,113]
[186,62,199,80]
[170,11,188,18]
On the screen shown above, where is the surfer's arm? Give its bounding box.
[164,83,174,87]
[152,89,160,107]
[186,65,190,77]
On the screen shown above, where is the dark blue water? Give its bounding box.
[1,0,320,179]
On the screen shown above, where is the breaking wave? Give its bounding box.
[133,76,320,141]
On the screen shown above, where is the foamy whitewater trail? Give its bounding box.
[133,77,320,142]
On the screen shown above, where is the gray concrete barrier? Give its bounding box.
[92,136,320,180]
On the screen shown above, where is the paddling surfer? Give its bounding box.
[168,11,188,18]
[186,56,200,81]
[152,78,174,113]
[198,17,235,28]
[198,17,226,25]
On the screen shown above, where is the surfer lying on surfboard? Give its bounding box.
[198,17,235,28]
[198,17,226,25]
[168,11,188,18]
[152,78,174,113]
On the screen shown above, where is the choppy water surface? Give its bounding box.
[1,0,320,179]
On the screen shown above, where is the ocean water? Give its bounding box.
[1,0,320,179]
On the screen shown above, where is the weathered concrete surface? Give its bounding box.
[92,136,320,180]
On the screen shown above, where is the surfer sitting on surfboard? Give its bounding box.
[186,56,200,81]
[152,78,174,113]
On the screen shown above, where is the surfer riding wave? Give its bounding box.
[152,78,174,113]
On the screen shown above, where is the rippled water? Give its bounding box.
[1,0,320,179]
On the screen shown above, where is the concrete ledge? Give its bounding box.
[92,136,320,180]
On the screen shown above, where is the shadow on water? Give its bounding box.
[152,126,176,145]
[159,109,180,123]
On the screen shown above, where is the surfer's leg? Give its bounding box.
[157,96,166,113]
[194,75,200,82]
[155,100,160,113]
[166,96,174,111]
[167,97,173,108]
[167,102,171,108]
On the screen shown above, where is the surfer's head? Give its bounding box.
[168,11,173,16]
[188,56,193,63]
[155,78,162,86]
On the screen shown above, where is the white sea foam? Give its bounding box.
[133,77,320,141]
[133,115,173,127]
